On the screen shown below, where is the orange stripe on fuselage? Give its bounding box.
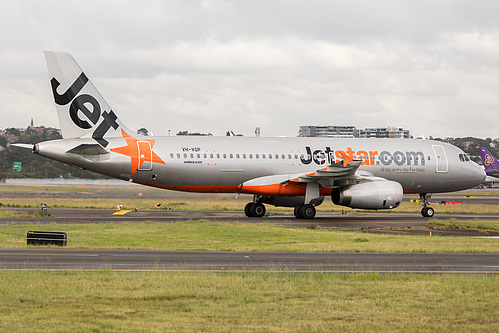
[403,190,422,194]
[151,184,239,193]
[151,183,334,196]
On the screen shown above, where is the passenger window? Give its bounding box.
[183,153,187,158]
[217,153,220,158]
[288,154,292,159]
[249,154,253,159]
[262,154,266,159]
[230,154,233,159]
[268,154,272,159]
[243,154,246,159]
[210,153,213,158]
[177,153,180,158]
[203,153,207,158]
[197,153,200,158]
[459,154,465,162]
[236,154,240,159]
[256,154,259,159]
[223,154,227,159]
[170,153,174,158]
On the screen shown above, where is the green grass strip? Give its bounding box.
[1,221,498,253]
[0,271,497,332]
[429,218,499,231]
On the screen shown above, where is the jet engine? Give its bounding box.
[331,181,403,209]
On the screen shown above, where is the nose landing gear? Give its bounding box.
[420,193,435,217]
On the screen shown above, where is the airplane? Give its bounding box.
[12,51,486,219]
[478,147,499,178]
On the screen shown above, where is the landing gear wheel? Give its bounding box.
[294,205,303,219]
[421,207,434,217]
[249,202,266,217]
[420,193,435,218]
[244,203,253,217]
[294,204,316,219]
[300,204,316,219]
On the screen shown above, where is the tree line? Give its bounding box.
[0,128,108,180]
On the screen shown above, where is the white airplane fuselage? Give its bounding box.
[35,135,484,195]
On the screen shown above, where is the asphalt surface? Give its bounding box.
[1,248,498,274]
[2,207,499,233]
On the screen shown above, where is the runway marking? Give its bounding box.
[0,268,497,274]
[0,252,99,257]
[113,210,132,215]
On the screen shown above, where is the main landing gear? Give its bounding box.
[420,193,435,218]
[294,204,316,219]
[244,202,266,218]
[244,202,317,219]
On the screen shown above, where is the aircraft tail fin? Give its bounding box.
[44,51,132,147]
[478,147,499,177]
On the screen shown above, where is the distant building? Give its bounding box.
[298,125,357,138]
[0,122,61,143]
[358,127,410,139]
[299,125,410,139]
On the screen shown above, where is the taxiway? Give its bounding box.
[1,248,498,274]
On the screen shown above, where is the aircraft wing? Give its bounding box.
[239,160,367,196]
[290,160,363,186]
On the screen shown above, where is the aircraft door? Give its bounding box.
[432,145,448,173]
[137,141,152,171]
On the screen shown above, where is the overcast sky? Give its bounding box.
[1,0,499,138]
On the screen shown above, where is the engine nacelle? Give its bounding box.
[331,181,403,210]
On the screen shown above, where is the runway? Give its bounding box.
[1,248,498,274]
[2,207,499,232]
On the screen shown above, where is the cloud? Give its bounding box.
[1,0,499,138]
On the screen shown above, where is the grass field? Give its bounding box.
[1,184,498,331]
[1,221,498,253]
[0,271,497,332]
[429,218,499,231]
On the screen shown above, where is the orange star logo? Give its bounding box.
[111,129,165,176]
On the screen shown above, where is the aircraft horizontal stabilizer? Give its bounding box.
[66,144,109,155]
[9,143,35,151]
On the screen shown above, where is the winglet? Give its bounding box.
[342,155,354,167]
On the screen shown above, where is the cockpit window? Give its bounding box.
[459,154,470,162]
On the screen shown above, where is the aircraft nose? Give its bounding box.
[473,163,486,183]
